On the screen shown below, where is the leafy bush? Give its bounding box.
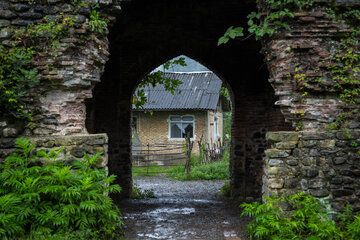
[0,138,123,239]
[241,192,360,240]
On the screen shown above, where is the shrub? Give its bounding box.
[241,192,360,240]
[0,138,123,239]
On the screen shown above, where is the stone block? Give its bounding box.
[275,141,298,149]
[266,131,299,142]
[333,189,354,197]
[306,169,319,178]
[0,20,10,27]
[319,139,336,148]
[3,128,18,137]
[333,157,346,165]
[265,149,290,158]
[310,189,329,197]
[267,167,287,176]
[308,178,326,189]
[336,131,359,140]
[286,159,298,166]
[284,178,299,188]
[331,177,343,184]
[268,178,284,189]
[268,159,283,167]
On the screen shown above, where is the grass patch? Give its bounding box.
[132,153,230,181]
[170,159,229,180]
[132,165,177,176]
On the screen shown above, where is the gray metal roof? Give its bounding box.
[133,71,222,110]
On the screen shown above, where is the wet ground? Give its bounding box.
[117,176,250,240]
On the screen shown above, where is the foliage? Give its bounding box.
[131,183,155,199]
[241,192,360,240]
[170,158,229,181]
[132,152,230,181]
[218,0,313,44]
[219,181,231,198]
[133,57,187,109]
[1,15,75,122]
[89,10,108,34]
[132,165,174,176]
[0,46,39,121]
[0,138,123,239]
[219,87,232,140]
[218,26,244,45]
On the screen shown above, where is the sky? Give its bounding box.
[153,55,210,72]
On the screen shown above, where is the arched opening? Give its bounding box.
[130,55,233,176]
[85,0,293,200]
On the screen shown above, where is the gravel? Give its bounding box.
[117,176,250,240]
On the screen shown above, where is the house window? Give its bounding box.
[170,116,194,139]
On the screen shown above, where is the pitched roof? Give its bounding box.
[133,71,222,110]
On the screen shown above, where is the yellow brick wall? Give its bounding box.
[132,110,208,154]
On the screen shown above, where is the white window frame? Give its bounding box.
[168,115,196,140]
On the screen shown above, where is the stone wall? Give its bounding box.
[0,134,108,169]
[264,130,360,212]
[1,0,360,201]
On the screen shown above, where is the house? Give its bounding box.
[132,71,230,155]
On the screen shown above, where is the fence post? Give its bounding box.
[146,143,150,175]
[184,135,193,178]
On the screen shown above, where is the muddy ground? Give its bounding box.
[117,176,250,240]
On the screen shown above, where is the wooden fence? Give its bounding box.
[132,143,186,174]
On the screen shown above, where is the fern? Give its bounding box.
[0,138,123,239]
[241,193,360,240]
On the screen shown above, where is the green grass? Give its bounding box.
[170,159,229,180]
[132,152,230,181]
[132,165,177,176]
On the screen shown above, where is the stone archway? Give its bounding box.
[1,0,358,211]
[85,0,293,199]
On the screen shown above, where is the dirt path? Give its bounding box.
[117,176,250,240]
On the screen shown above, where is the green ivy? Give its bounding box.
[1,15,76,122]
[0,46,39,121]
[0,138,123,239]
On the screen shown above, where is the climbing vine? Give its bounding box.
[219,1,360,140]
[0,0,110,124]
[0,15,75,122]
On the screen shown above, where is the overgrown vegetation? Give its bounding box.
[219,181,231,198]
[0,138,123,239]
[0,15,75,122]
[241,193,360,240]
[132,153,230,181]
[219,1,360,145]
[131,183,155,199]
[170,154,229,181]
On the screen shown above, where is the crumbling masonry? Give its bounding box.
[0,0,359,212]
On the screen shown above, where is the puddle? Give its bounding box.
[118,176,249,240]
[146,207,195,215]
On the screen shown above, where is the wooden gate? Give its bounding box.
[132,143,186,174]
